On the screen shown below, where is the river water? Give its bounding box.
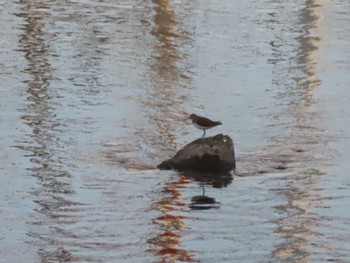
[1,0,350,262]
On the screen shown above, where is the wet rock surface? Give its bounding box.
[157,134,235,173]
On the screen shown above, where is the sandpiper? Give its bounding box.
[189,114,222,138]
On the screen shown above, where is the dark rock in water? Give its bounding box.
[157,134,235,173]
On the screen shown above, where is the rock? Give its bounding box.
[157,134,235,173]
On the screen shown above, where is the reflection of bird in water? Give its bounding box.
[190,182,218,210]
[189,114,222,138]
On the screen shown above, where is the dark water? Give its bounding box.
[1,0,350,262]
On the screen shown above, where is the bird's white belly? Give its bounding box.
[193,123,212,130]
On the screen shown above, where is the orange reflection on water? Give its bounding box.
[148,175,198,263]
[273,1,328,261]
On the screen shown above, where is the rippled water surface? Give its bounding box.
[1,0,350,262]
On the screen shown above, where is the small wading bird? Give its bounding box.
[189,113,222,138]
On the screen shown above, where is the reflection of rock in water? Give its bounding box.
[181,170,233,188]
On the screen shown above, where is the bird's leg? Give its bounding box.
[202,129,206,138]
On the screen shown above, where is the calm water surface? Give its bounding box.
[1,0,350,262]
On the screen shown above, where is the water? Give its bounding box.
[1,0,350,262]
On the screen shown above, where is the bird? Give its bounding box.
[189,113,222,138]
